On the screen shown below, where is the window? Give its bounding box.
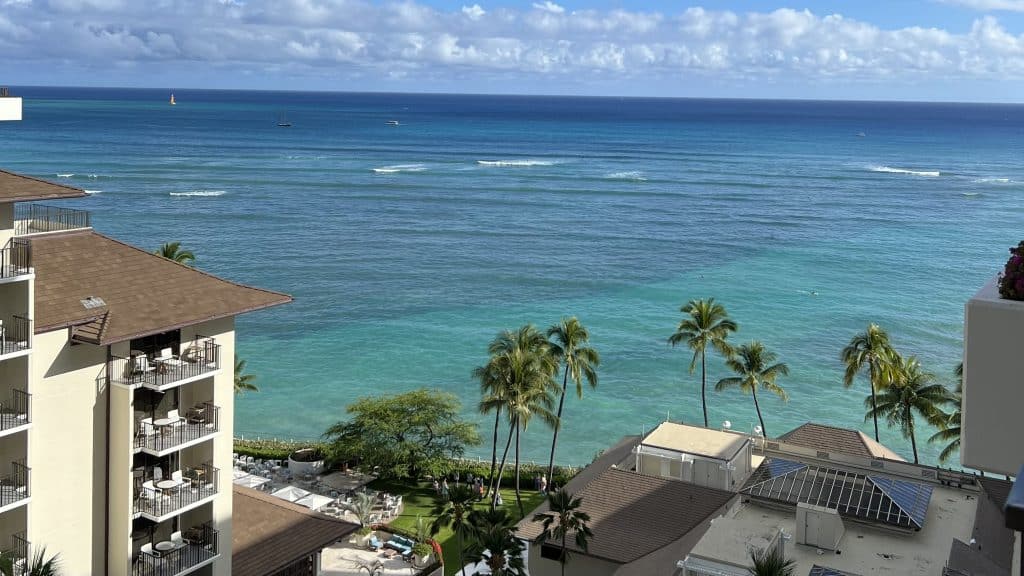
[540,544,564,561]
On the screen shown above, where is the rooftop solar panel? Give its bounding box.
[869,475,933,529]
[808,565,852,576]
[767,458,808,478]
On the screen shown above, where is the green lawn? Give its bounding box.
[368,478,547,576]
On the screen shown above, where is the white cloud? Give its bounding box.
[532,1,565,15]
[462,4,485,20]
[940,0,1024,11]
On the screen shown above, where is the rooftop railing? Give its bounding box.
[0,315,31,357]
[110,338,220,390]
[0,240,31,279]
[0,389,30,433]
[134,463,218,519]
[14,204,91,236]
[135,402,220,454]
[0,460,29,509]
[133,522,219,576]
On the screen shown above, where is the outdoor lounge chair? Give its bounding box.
[367,535,382,551]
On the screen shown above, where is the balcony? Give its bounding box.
[134,463,218,522]
[0,461,29,513]
[134,522,219,576]
[0,240,31,283]
[0,390,30,438]
[0,316,31,361]
[110,338,220,392]
[135,403,220,456]
[14,204,91,236]
[4,532,28,575]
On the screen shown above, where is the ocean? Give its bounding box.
[4,87,1022,467]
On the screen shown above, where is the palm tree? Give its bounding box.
[154,241,195,266]
[929,362,963,463]
[342,491,376,527]
[747,547,796,576]
[479,326,558,516]
[669,298,737,427]
[234,355,258,394]
[716,341,789,438]
[545,318,599,485]
[842,324,896,442]
[0,547,61,576]
[432,484,478,576]
[466,508,528,576]
[867,355,950,464]
[532,489,593,576]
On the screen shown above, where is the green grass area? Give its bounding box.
[368,478,547,576]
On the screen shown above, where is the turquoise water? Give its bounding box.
[4,88,1023,466]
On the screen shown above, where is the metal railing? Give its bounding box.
[0,240,31,279]
[110,338,220,389]
[133,523,219,576]
[14,204,91,236]
[135,403,220,453]
[0,389,30,432]
[4,532,28,576]
[134,463,218,518]
[0,461,29,508]
[0,315,31,357]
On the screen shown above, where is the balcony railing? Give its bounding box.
[110,338,220,390]
[0,240,31,279]
[133,522,219,576]
[14,204,91,236]
[0,315,31,357]
[134,463,218,519]
[4,532,28,576]
[0,389,29,432]
[135,403,220,453]
[0,461,29,509]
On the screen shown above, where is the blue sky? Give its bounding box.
[4,0,1024,101]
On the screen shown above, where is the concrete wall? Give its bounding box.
[527,542,621,576]
[29,328,109,575]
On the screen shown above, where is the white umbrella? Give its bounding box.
[271,485,311,502]
[233,474,271,489]
[295,493,334,511]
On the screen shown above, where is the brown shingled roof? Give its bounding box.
[232,485,358,576]
[0,169,87,203]
[778,422,905,461]
[29,230,291,343]
[517,467,736,565]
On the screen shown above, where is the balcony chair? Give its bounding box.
[171,531,184,549]
[139,417,155,438]
[140,542,155,557]
[156,347,183,368]
[167,409,184,428]
[172,469,190,489]
[132,355,155,377]
[152,467,163,481]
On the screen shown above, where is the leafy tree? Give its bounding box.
[716,341,789,438]
[669,298,737,427]
[432,484,478,576]
[234,355,258,395]
[747,547,796,576]
[323,388,480,479]
[532,489,593,576]
[842,324,897,441]
[0,547,61,576]
[545,318,599,486]
[866,355,950,464]
[154,241,195,266]
[929,362,963,463]
[466,508,528,576]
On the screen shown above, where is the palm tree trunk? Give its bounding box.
[700,351,708,427]
[907,407,919,464]
[456,529,465,576]
[561,531,567,576]
[515,418,524,518]
[869,358,880,441]
[547,365,569,484]
[487,407,501,498]
[491,421,515,510]
[752,387,767,438]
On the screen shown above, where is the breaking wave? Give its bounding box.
[604,171,647,181]
[868,165,940,177]
[169,190,227,197]
[372,164,427,174]
[476,159,554,167]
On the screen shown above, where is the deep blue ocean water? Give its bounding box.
[4,87,1022,466]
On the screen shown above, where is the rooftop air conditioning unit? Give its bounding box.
[795,502,844,551]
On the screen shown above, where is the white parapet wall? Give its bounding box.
[0,97,22,121]
[962,276,1024,477]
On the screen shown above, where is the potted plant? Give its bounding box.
[350,525,374,546]
[412,542,433,568]
[998,241,1024,300]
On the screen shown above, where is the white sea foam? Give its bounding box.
[84,190,102,195]
[962,192,982,197]
[973,177,1012,184]
[605,171,647,181]
[56,173,74,178]
[169,190,227,197]
[476,159,554,167]
[869,165,940,177]
[372,164,427,174]
[87,174,99,179]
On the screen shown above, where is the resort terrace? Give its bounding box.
[134,463,219,522]
[111,337,221,392]
[133,522,219,576]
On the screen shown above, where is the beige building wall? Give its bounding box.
[200,316,235,576]
[0,203,12,247]
[527,542,620,576]
[108,382,133,576]
[28,328,109,576]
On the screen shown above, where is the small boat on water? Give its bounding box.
[169,93,176,106]
[277,112,292,127]
[386,120,400,126]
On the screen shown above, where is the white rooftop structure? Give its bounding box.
[0,88,21,122]
[641,421,749,460]
[636,421,754,491]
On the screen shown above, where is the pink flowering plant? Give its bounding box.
[999,241,1024,300]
